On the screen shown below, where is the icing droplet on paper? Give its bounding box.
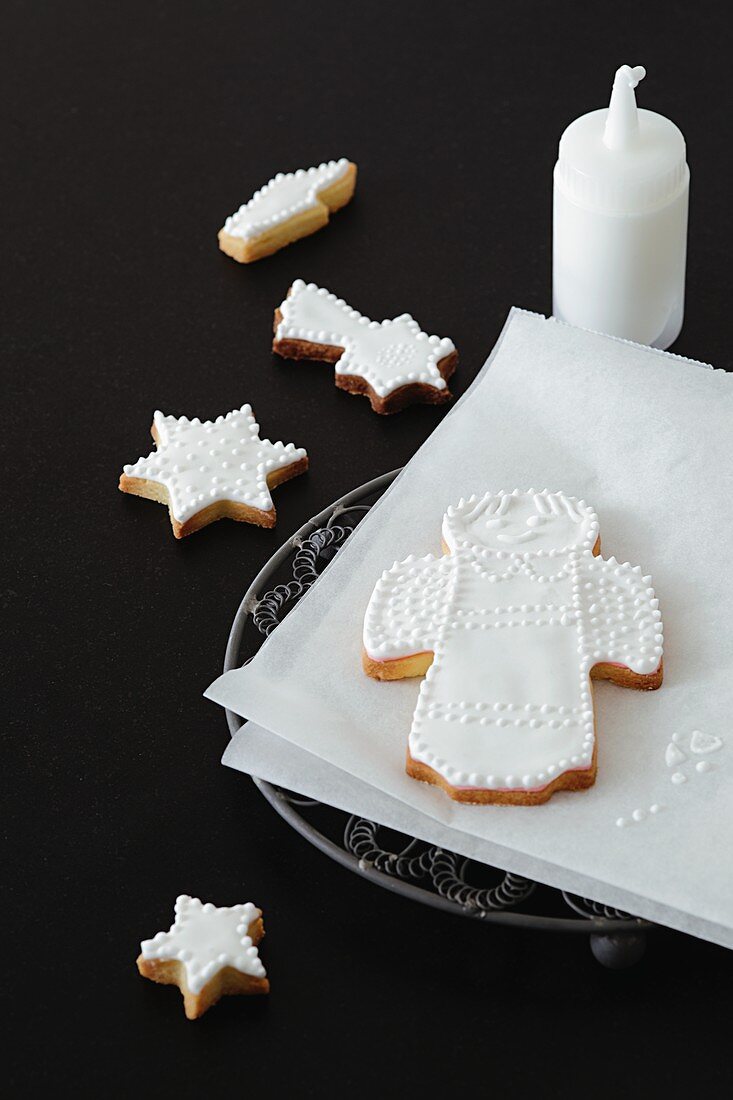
[665,742,686,767]
[689,729,723,755]
[616,803,664,827]
[671,771,687,785]
[695,760,712,774]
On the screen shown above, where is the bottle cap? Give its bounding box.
[555,65,688,214]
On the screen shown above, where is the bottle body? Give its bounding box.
[552,168,689,349]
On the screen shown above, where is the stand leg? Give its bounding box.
[590,931,647,968]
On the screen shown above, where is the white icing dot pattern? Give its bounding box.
[571,554,663,676]
[363,491,663,794]
[364,553,453,658]
[122,405,307,523]
[276,280,455,399]
[616,803,664,827]
[222,159,349,240]
[140,895,266,994]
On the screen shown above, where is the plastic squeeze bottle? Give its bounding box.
[553,65,689,348]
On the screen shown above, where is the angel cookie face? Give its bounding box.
[218,159,357,263]
[272,280,458,414]
[363,489,662,806]
[119,404,308,538]
[442,490,600,556]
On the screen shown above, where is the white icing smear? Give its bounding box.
[276,280,455,399]
[122,404,307,523]
[363,491,663,792]
[222,159,350,240]
[140,895,266,994]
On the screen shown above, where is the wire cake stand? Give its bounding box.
[223,470,653,968]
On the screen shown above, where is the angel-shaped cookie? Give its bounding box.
[363,490,663,804]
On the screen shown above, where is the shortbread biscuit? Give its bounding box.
[119,404,307,538]
[219,158,357,263]
[273,280,458,414]
[363,490,663,805]
[138,895,269,1019]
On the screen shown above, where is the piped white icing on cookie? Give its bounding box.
[140,895,266,994]
[222,159,350,240]
[122,405,307,523]
[363,490,663,794]
[275,279,456,400]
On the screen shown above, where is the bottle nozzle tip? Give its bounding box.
[615,64,646,89]
[604,64,646,150]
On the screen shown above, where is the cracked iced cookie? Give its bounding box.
[119,404,308,538]
[218,158,357,263]
[272,279,458,414]
[138,895,269,1019]
[363,490,664,805]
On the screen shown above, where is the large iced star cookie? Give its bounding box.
[138,895,269,1019]
[218,158,357,263]
[363,490,664,805]
[119,404,308,538]
[272,280,458,414]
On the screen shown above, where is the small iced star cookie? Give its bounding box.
[138,895,269,1019]
[273,280,458,414]
[218,158,357,263]
[119,404,308,538]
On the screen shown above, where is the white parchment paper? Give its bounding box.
[207,309,733,949]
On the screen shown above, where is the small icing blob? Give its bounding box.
[689,729,723,755]
[617,804,663,827]
[695,760,712,773]
[665,742,686,767]
[363,490,663,799]
[275,280,456,401]
[140,895,266,994]
[222,159,350,241]
[671,771,687,785]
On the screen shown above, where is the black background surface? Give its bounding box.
[5,1,732,1094]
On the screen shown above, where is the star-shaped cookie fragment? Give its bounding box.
[119,404,308,537]
[138,895,269,1019]
[219,158,357,263]
[272,280,458,414]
